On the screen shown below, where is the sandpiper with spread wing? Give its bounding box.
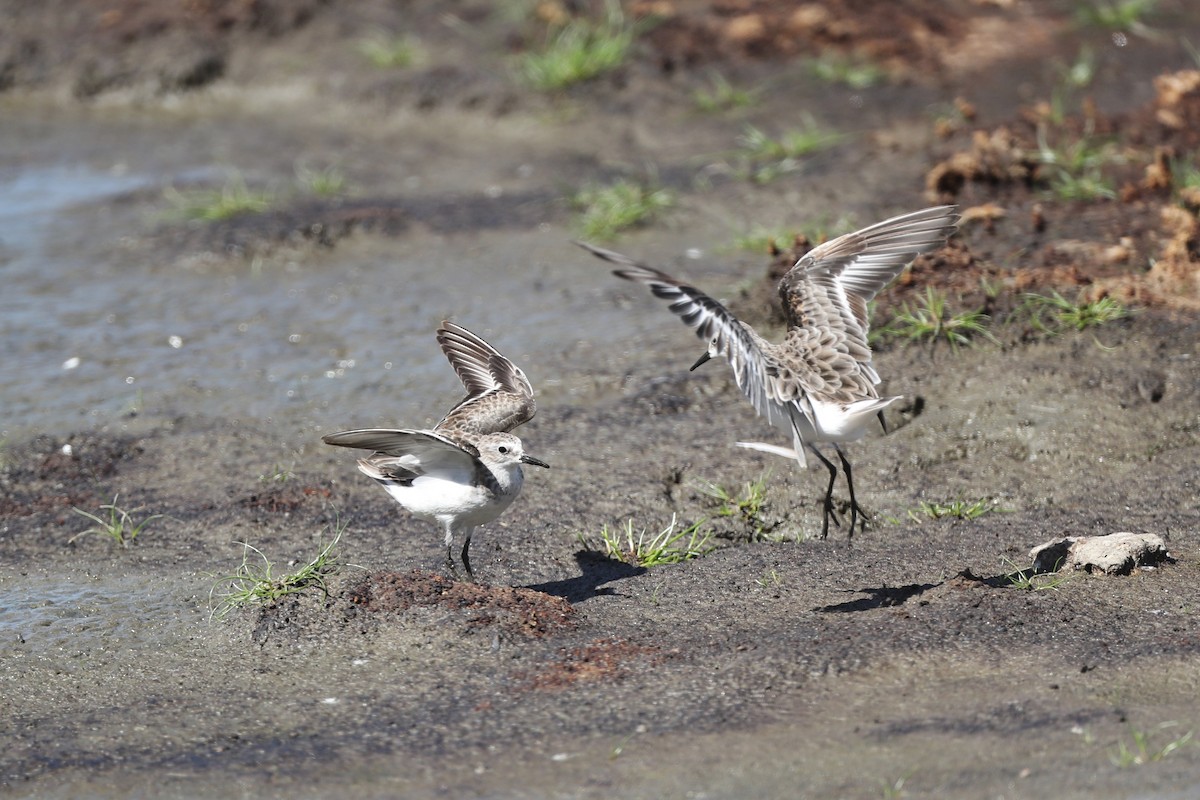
[322,321,547,581]
[579,205,959,538]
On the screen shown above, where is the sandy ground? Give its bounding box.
[3,1,1200,797]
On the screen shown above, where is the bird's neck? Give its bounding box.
[476,460,523,496]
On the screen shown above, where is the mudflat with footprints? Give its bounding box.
[2,2,1199,797]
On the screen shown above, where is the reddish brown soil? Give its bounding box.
[347,569,578,637]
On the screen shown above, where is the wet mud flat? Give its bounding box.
[3,313,1200,798]
[4,0,1200,797]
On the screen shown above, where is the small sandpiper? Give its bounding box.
[579,205,959,538]
[323,321,547,581]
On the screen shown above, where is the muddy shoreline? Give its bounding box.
[4,1,1200,797]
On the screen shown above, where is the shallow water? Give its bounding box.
[0,120,682,443]
[0,571,199,659]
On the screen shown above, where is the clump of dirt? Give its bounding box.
[924,127,1042,202]
[1145,69,1200,148]
[346,569,578,638]
[921,68,1200,311]
[724,63,1200,338]
[516,637,668,691]
[635,0,976,75]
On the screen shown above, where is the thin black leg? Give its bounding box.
[876,410,888,435]
[807,443,840,539]
[460,535,476,583]
[835,445,868,539]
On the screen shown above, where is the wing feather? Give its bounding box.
[577,241,782,425]
[435,321,536,436]
[322,428,478,462]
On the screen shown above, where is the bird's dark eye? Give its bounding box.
[498,445,509,454]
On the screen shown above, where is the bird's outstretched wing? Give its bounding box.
[781,205,959,334]
[322,428,481,476]
[435,321,536,438]
[577,241,783,425]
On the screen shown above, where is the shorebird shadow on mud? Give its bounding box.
[525,551,646,603]
[815,581,941,613]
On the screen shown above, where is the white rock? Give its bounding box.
[1029,532,1170,576]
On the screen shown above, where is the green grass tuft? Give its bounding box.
[209,521,346,620]
[693,72,760,113]
[1109,724,1194,767]
[1075,0,1156,32]
[258,463,297,484]
[357,32,423,68]
[754,568,782,589]
[295,164,347,197]
[1036,125,1121,201]
[164,174,273,221]
[879,772,915,799]
[733,119,843,183]
[519,4,635,91]
[730,225,797,253]
[1021,291,1128,333]
[907,496,1003,522]
[70,495,162,548]
[571,179,674,240]
[587,515,714,567]
[738,121,841,161]
[808,53,886,90]
[730,216,856,254]
[1170,154,1200,194]
[697,472,781,541]
[877,287,995,351]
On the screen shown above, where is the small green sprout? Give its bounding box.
[738,120,841,161]
[295,164,347,197]
[1046,47,1097,124]
[731,225,797,253]
[808,53,886,89]
[1075,0,1157,34]
[357,32,423,68]
[754,569,782,589]
[1109,723,1194,767]
[258,463,297,484]
[1036,125,1121,201]
[1172,155,1200,191]
[879,771,915,799]
[693,73,760,113]
[571,179,674,240]
[70,495,162,548]
[1001,556,1070,592]
[697,471,781,541]
[733,119,843,183]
